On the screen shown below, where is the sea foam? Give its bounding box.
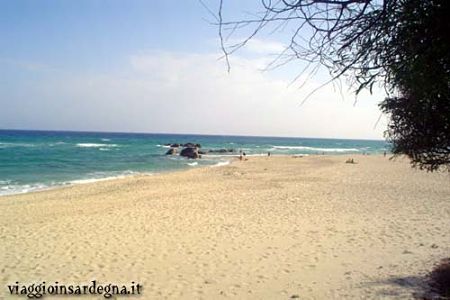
[211,161,230,167]
[76,143,118,148]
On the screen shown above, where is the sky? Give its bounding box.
[0,0,388,140]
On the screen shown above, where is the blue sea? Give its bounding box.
[0,130,389,196]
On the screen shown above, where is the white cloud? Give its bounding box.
[0,51,387,139]
[236,38,286,54]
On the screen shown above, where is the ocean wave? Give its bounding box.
[0,142,36,148]
[271,146,360,152]
[0,171,146,196]
[69,176,125,184]
[187,162,198,166]
[49,142,66,146]
[156,144,171,148]
[65,170,144,185]
[210,161,230,167]
[0,182,57,196]
[76,143,119,148]
[101,138,111,141]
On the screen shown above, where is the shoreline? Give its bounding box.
[0,157,235,198]
[0,153,364,198]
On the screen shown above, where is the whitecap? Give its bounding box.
[0,142,35,148]
[0,182,54,196]
[49,141,66,146]
[68,170,142,185]
[76,143,118,148]
[210,161,230,167]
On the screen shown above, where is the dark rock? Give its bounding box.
[198,150,207,155]
[182,143,201,148]
[180,147,200,159]
[209,148,235,153]
[165,148,177,155]
[166,142,201,148]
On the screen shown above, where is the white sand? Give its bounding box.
[1,155,449,299]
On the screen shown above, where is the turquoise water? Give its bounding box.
[0,130,388,196]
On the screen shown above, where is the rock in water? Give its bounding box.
[165,148,177,155]
[182,143,201,148]
[209,148,235,153]
[180,147,200,159]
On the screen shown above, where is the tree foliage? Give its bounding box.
[218,0,450,171]
[379,0,450,171]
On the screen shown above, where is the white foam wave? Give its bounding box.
[271,146,360,152]
[0,182,56,196]
[187,162,198,166]
[0,142,35,148]
[49,142,66,146]
[101,138,111,141]
[68,170,142,184]
[0,171,148,197]
[76,143,119,148]
[211,161,230,167]
[69,177,121,184]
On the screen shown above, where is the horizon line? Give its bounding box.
[0,127,386,142]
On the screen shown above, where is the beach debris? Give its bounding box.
[290,294,300,299]
[345,158,357,164]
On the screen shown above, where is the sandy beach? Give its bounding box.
[1,155,449,299]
